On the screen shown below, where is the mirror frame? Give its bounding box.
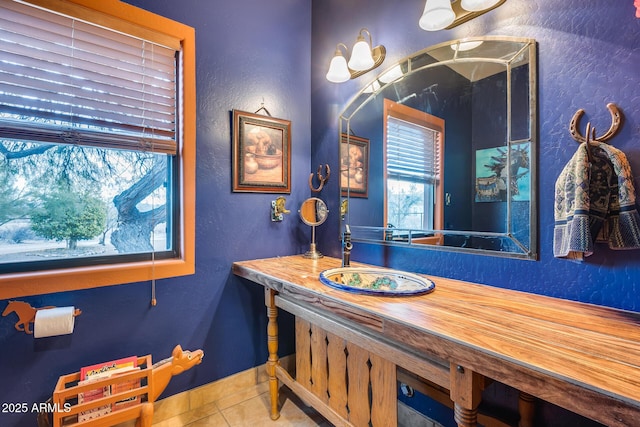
[339,36,538,260]
[300,197,329,226]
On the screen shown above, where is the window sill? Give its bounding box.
[0,257,194,299]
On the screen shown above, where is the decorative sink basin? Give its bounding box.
[319,267,435,296]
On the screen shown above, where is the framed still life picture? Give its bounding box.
[340,133,369,198]
[232,109,291,193]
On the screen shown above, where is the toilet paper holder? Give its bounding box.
[2,300,81,335]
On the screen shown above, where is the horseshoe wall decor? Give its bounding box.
[309,164,331,192]
[569,103,622,144]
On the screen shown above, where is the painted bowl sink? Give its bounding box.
[319,267,435,296]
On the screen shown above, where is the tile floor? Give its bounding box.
[153,382,331,427]
[149,381,443,427]
[115,356,439,427]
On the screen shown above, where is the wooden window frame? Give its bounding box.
[0,0,196,299]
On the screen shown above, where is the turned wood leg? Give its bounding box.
[450,363,484,427]
[136,402,153,427]
[518,391,536,427]
[453,403,478,427]
[265,289,280,420]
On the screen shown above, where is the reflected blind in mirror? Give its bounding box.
[386,116,440,183]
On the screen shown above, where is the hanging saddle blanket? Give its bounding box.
[553,142,640,260]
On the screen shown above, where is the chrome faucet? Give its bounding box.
[342,224,352,267]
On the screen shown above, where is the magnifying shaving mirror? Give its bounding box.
[299,197,329,259]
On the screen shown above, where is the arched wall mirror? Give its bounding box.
[339,36,537,259]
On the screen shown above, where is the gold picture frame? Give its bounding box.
[340,133,369,198]
[232,110,291,193]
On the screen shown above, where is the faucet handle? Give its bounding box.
[342,225,352,267]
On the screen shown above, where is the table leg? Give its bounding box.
[518,391,536,427]
[450,364,484,427]
[265,289,280,420]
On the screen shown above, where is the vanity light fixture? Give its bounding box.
[326,28,386,83]
[419,0,507,31]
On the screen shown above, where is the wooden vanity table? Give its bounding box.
[232,256,640,427]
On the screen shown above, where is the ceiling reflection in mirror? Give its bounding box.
[339,37,537,259]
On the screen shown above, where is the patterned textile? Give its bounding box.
[554,142,640,260]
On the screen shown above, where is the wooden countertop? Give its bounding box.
[232,255,640,426]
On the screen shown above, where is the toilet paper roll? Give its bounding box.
[34,306,75,338]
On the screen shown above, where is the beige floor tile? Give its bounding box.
[215,381,270,411]
[153,401,221,427]
[189,368,261,409]
[220,387,331,427]
[183,411,229,427]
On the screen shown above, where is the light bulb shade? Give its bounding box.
[419,0,456,31]
[460,0,501,12]
[348,39,375,71]
[326,54,350,83]
[363,80,381,94]
[378,65,404,84]
[451,40,483,51]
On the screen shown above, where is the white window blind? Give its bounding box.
[0,0,179,154]
[386,116,441,182]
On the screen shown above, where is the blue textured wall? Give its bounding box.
[0,1,310,426]
[313,0,640,312]
[0,1,637,426]
[312,1,638,424]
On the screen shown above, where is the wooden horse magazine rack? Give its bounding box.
[40,345,203,427]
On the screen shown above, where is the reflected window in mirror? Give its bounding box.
[384,99,444,245]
